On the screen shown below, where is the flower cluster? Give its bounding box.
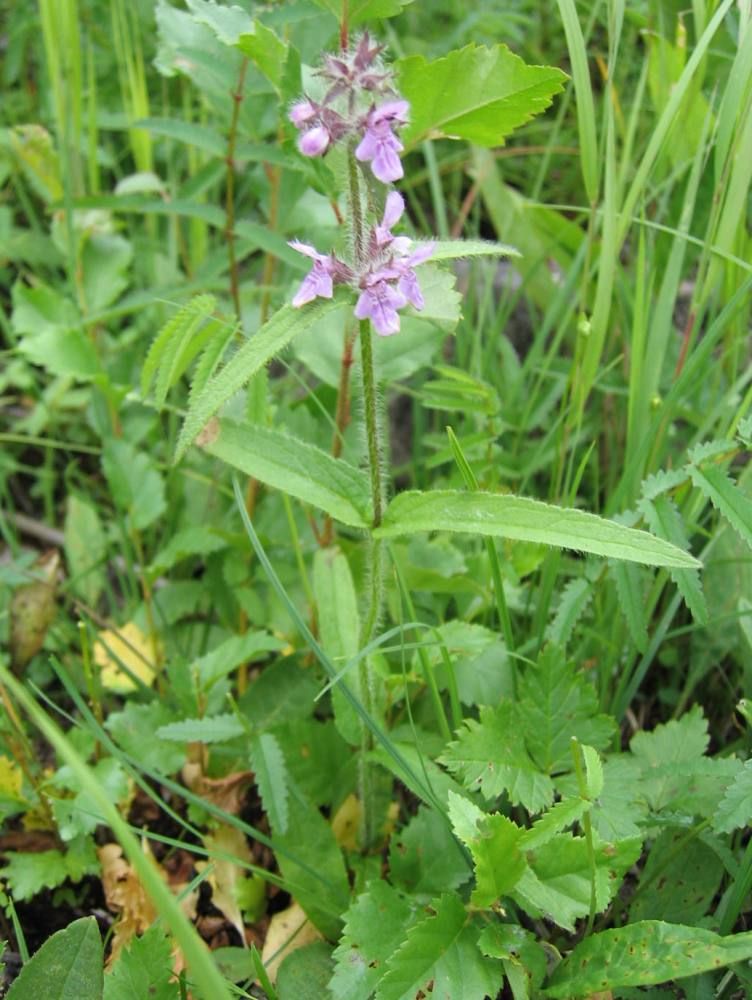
[288,33,408,185]
[290,192,433,337]
[288,35,433,337]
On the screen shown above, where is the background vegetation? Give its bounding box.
[1,0,752,997]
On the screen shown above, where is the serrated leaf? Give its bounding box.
[639,495,707,624]
[640,467,687,501]
[329,881,420,1000]
[250,732,289,835]
[104,925,179,1000]
[630,705,708,766]
[609,561,649,652]
[201,419,371,528]
[309,0,413,26]
[156,713,245,744]
[7,917,102,1000]
[389,806,470,900]
[478,923,547,996]
[398,44,567,148]
[195,631,284,690]
[374,490,702,568]
[543,921,752,997]
[141,293,216,403]
[514,834,641,932]
[0,838,99,901]
[468,814,527,908]
[376,894,502,1000]
[175,295,345,461]
[688,461,752,550]
[519,798,588,851]
[519,647,615,774]
[105,702,187,775]
[545,577,592,647]
[713,758,752,834]
[440,703,554,813]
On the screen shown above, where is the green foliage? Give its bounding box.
[1,838,99,902]
[544,922,752,997]
[201,419,372,527]
[374,490,700,567]
[104,926,180,1000]
[398,43,567,147]
[7,918,102,1000]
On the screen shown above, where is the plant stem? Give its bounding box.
[226,57,249,320]
[359,320,383,528]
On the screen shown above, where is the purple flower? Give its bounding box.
[374,191,410,252]
[394,243,434,309]
[355,273,408,336]
[289,100,317,127]
[356,100,410,184]
[289,240,352,307]
[298,124,331,157]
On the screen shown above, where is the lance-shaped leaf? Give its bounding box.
[310,0,414,26]
[200,418,372,528]
[427,239,519,261]
[374,490,701,568]
[544,922,752,997]
[175,296,345,462]
[398,43,567,148]
[7,917,102,1000]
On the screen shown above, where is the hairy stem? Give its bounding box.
[225,57,249,320]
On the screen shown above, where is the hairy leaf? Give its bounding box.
[544,921,752,997]
[201,419,371,528]
[157,713,245,744]
[375,490,701,568]
[689,461,752,550]
[639,495,707,624]
[176,295,345,461]
[398,43,567,148]
[250,732,289,835]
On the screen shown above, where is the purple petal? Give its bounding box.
[289,100,316,127]
[298,125,330,157]
[382,191,404,229]
[398,269,425,310]
[355,129,380,162]
[288,239,326,262]
[371,143,403,183]
[406,241,435,267]
[354,281,407,336]
[292,264,334,307]
[371,99,410,125]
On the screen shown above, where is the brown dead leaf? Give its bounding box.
[98,841,198,963]
[10,550,59,671]
[182,762,254,815]
[261,901,321,984]
[198,824,253,941]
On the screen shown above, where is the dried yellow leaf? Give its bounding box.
[94,621,159,692]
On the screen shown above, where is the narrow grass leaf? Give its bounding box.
[0,666,233,1000]
[556,0,599,203]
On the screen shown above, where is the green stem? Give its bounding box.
[571,738,597,937]
[359,320,383,528]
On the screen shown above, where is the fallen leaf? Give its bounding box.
[261,901,321,984]
[10,550,59,670]
[198,825,253,941]
[94,621,159,693]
